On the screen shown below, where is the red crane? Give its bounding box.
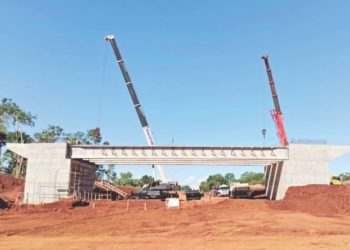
[261,55,288,146]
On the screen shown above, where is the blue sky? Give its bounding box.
[1,1,349,187]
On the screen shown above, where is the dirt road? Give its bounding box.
[1,197,350,250]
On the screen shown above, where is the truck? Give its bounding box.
[229,183,266,199]
[185,189,203,200]
[132,181,180,200]
[217,184,230,197]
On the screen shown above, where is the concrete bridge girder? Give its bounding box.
[68,146,288,166]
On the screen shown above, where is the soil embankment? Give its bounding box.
[1,182,350,249]
[0,174,24,208]
[272,184,350,216]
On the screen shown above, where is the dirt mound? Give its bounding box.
[116,185,137,196]
[0,174,24,204]
[272,185,350,216]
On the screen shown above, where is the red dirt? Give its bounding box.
[272,184,350,216]
[1,184,350,249]
[116,185,138,196]
[0,174,24,208]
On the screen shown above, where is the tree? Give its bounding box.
[199,174,228,192]
[104,166,119,185]
[0,98,36,143]
[340,172,350,181]
[224,173,235,183]
[199,181,210,192]
[207,174,227,189]
[86,128,101,144]
[63,131,85,144]
[118,172,134,186]
[34,125,63,143]
[0,98,36,177]
[181,185,191,192]
[1,131,34,174]
[139,175,154,186]
[238,171,264,185]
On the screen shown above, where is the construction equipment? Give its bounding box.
[230,185,266,199]
[132,181,180,200]
[217,184,230,197]
[185,189,203,200]
[261,55,288,146]
[104,35,168,181]
[329,176,343,185]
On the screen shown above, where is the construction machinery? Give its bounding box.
[132,181,180,200]
[230,185,266,199]
[185,189,203,200]
[217,184,230,197]
[261,55,288,146]
[329,176,343,185]
[104,35,168,182]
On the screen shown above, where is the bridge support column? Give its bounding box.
[271,144,350,200]
[265,162,283,200]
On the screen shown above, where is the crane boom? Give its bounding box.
[261,55,288,146]
[105,35,168,181]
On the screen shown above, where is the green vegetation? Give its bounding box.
[340,172,350,181]
[0,98,36,176]
[181,185,191,192]
[239,171,265,185]
[97,168,155,188]
[0,98,109,177]
[199,172,265,191]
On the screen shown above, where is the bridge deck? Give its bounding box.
[68,145,288,166]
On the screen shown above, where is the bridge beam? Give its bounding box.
[68,145,288,166]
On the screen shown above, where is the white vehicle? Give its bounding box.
[217,184,230,197]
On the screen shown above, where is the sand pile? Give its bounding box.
[273,185,350,216]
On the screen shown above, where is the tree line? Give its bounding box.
[0,98,108,177]
[197,172,265,192]
[0,98,161,186]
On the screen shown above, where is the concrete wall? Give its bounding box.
[267,143,350,200]
[7,143,96,204]
[22,144,71,204]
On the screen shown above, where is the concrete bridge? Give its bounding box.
[7,143,350,204]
